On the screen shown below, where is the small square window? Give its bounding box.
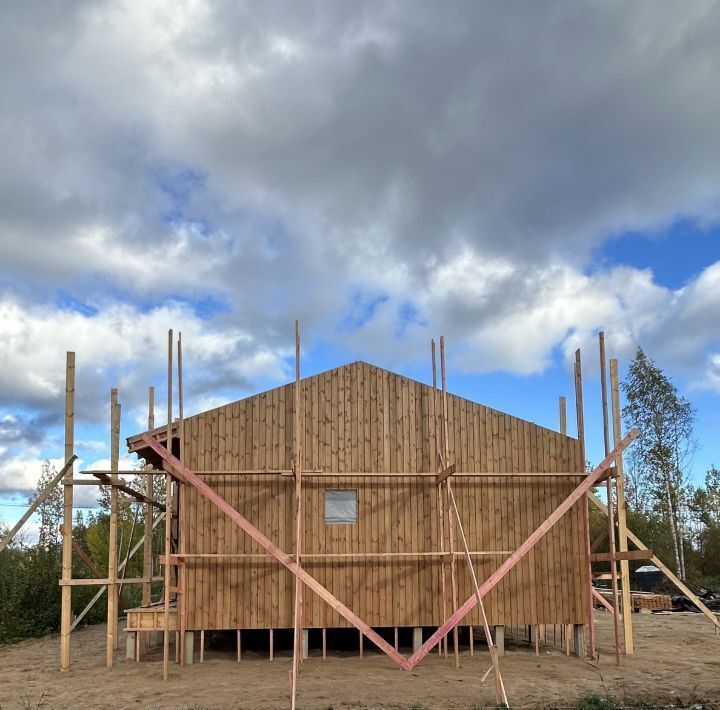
[324,489,358,524]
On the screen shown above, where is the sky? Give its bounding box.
[2,1,720,532]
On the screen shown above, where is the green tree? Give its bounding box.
[33,460,63,547]
[622,348,696,580]
[689,466,720,584]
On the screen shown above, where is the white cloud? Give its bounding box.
[2,1,720,498]
[0,295,288,412]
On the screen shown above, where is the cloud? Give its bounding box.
[0,295,289,445]
[2,1,720,496]
[3,2,720,304]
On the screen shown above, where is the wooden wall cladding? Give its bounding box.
[179,362,588,630]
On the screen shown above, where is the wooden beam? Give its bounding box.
[291,320,303,710]
[161,460,188,485]
[435,463,456,484]
[0,456,77,553]
[590,549,652,562]
[559,396,567,435]
[440,336,460,668]
[126,421,178,453]
[575,349,595,658]
[610,358,634,653]
[432,339,448,659]
[61,577,160,586]
[407,428,639,669]
[588,491,720,631]
[140,433,411,670]
[163,329,173,681]
[592,588,615,613]
[89,472,165,510]
[599,331,621,665]
[86,468,587,478]
[160,550,513,561]
[142,386,155,613]
[106,390,120,666]
[177,332,186,666]
[448,484,508,706]
[60,352,74,672]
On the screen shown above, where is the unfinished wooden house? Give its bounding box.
[125,357,591,660]
[50,327,692,707]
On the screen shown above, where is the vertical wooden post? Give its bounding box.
[440,337,460,669]
[447,485,508,705]
[177,333,186,666]
[60,352,75,672]
[291,321,303,710]
[107,388,120,666]
[143,386,155,613]
[237,630,241,662]
[271,628,275,661]
[321,628,325,659]
[574,349,595,658]
[611,358,634,654]
[163,329,173,680]
[431,340,448,658]
[560,396,573,650]
[599,333,621,665]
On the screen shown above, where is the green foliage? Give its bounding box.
[622,348,696,579]
[0,461,161,644]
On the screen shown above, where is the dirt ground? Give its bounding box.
[0,612,718,709]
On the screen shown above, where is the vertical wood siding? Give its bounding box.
[179,362,587,630]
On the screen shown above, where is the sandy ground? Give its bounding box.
[0,612,718,709]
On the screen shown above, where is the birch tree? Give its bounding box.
[622,348,696,579]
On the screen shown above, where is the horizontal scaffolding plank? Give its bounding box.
[59,577,163,586]
[161,550,513,563]
[590,549,651,562]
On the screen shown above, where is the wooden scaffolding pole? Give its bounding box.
[1,456,77,554]
[177,332,186,665]
[163,329,173,680]
[291,320,303,710]
[610,358,634,653]
[106,388,120,666]
[142,386,155,611]
[599,333,621,665]
[409,428,639,668]
[559,394,571,654]
[60,351,75,672]
[440,336,460,668]
[447,485,507,705]
[574,348,596,658]
[431,340,448,658]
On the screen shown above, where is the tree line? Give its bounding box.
[618,348,720,587]
[0,468,162,644]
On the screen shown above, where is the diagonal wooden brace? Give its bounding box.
[140,434,411,670]
[407,427,639,669]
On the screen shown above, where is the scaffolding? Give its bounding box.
[3,327,719,709]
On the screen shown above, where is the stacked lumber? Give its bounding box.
[595,589,672,612]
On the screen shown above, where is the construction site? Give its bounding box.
[2,325,718,709]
